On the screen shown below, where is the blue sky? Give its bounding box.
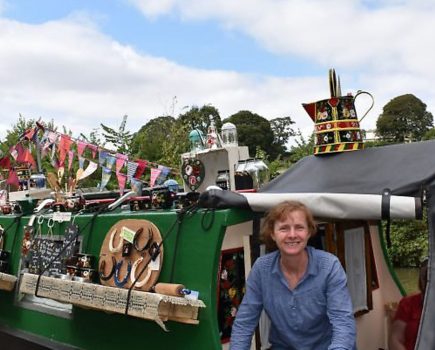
[3,0,320,75]
[1,0,435,143]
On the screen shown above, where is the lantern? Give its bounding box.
[221,122,238,146]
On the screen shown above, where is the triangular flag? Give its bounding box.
[116,153,128,174]
[58,134,72,165]
[126,161,138,182]
[87,144,98,158]
[9,146,18,160]
[78,160,98,180]
[150,168,162,188]
[16,143,36,169]
[6,169,20,187]
[21,127,36,141]
[134,159,147,179]
[98,150,108,167]
[77,141,87,158]
[100,166,112,190]
[106,155,116,170]
[0,157,11,169]
[78,156,85,169]
[68,150,74,171]
[130,178,143,196]
[117,173,127,195]
[156,165,170,185]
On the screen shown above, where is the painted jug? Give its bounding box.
[302,69,374,155]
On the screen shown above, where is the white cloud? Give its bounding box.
[128,0,435,127]
[1,1,435,151]
[0,16,328,143]
[130,0,435,73]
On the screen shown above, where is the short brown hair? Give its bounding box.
[261,201,316,252]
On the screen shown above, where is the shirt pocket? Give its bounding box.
[296,288,328,327]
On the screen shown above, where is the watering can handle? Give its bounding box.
[354,90,374,122]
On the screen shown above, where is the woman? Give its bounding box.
[389,258,428,350]
[230,201,356,350]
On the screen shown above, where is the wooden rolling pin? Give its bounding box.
[153,283,191,297]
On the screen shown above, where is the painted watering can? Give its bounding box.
[302,69,374,155]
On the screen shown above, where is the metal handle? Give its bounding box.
[107,191,136,211]
[354,90,375,122]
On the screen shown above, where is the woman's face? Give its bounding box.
[271,210,310,258]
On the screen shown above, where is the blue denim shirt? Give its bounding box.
[230,246,356,350]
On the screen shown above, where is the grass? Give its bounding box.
[394,268,419,294]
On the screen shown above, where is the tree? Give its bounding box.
[422,128,435,140]
[178,105,222,136]
[270,116,295,154]
[224,111,275,158]
[100,115,133,154]
[387,216,428,267]
[2,114,37,153]
[160,121,190,169]
[288,130,315,164]
[130,116,176,161]
[376,94,433,142]
[79,128,105,148]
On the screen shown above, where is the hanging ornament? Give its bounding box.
[181,158,205,191]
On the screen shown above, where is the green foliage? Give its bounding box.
[130,116,176,161]
[422,128,435,140]
[100,115,133,154]
[386,214,428,267]
[267,156,291,179]
[363,139,391,148]
[224,110,275,158]
[269,116,295,155]
[376,94,433,142]
[288,130,315,164]
[2,114,36,153]
[178,105,222,136]
[160,121,190,169]
[79,128,105,148]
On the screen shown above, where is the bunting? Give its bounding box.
[59,134,72,165]
[134,159,147,179]
[77,141,87,158]
[126,161,138,182]
[87,144,98,158]
[98,150,109,167]
[150,168,162,188]
[6,168,20,187]
[4,124,180,194]
[100,166,112,190]
[78,160,98,180]
[68,150,74,171]
[130,178,143,196]
[116,153,128,174]
[117,172,127,195]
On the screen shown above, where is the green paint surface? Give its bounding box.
[0,208,252,349]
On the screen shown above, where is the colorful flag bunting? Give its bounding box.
[150,168,162,188]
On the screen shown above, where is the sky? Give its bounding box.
[1,0,435,147]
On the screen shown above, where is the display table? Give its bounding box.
[19,273,205,328]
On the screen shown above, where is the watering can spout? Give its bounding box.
[302,102,316,122]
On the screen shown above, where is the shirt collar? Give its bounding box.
[271,246,319,277]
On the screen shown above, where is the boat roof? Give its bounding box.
[260,140,435,197]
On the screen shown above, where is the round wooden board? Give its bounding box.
[98,219,163,292]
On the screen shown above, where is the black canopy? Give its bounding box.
[260,140,435,197]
